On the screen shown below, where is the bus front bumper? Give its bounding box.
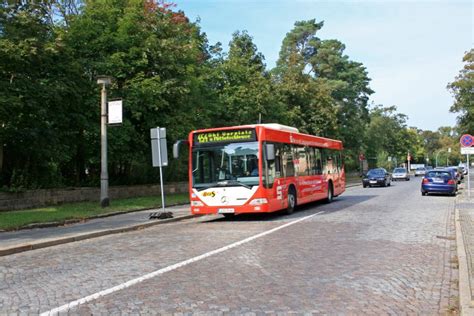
[192,203,271,215]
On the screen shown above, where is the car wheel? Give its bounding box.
[363,184,367,188]
[421,191,427,196]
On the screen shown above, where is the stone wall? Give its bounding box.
[0,182,189,212]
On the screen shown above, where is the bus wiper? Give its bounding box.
[193,184,214,191]
[217,180,252,190]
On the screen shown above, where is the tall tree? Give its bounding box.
[0,2,83,188]
[365,105,410,166]
[207,31,284,126]
[63,0,211,184]
[274,19,373,168]
[448,49,474,134]
[274,20,338,136]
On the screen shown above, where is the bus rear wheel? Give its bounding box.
[285,188,297,215]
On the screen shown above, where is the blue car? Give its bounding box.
[421,169,457,196]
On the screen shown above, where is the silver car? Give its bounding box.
[415,167,426,177]
[392,167,410,181]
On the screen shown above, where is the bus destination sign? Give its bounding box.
[194,129,256,145]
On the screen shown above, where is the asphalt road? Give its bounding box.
[0,177,458,314]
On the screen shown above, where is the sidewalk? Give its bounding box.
[456,168,474,315]
[0,205,194,257]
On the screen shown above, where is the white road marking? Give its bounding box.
[40,211,325,315]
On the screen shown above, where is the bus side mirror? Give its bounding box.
[173,140,189,159]
[266,144,275,160]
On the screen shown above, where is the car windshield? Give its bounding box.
[367,169,385,177]
[394,168,406,173]
[192,142,259,189]
[426,171,452,178]
[416,167,425,170]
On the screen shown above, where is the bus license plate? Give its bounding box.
[218,208,235,214]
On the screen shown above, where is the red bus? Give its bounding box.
[173,124,345,216]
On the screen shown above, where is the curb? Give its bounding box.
[456,207,474,315]
[346,183,361,188]
[0,214,197,257]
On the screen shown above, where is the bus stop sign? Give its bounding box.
[151,127,168,167]
[460,134,473,147]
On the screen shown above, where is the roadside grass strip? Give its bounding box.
[0,194,189,231]
[40,211,325,315]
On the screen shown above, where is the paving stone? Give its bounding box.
[0,180,458,314]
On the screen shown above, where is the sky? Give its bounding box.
[174,0,473,132]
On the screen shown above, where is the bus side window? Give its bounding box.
[314,148,322,175]
[306,147,315,175]
[332,152,339,174]
[323,149,334,175]
[282,144,294,177]
[337,152,344,172]
[297,146,308,176]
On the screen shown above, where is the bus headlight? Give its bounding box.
[249,198,268,205]
[191,201,204,206]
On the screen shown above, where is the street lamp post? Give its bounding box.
[447,147,451,166]
[97,76,112,207]
[435,149,443,168]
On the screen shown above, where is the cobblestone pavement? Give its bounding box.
[0,178,458,314]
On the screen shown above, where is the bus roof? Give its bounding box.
[191,124,343,150]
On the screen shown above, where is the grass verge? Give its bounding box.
[0,194,189,231]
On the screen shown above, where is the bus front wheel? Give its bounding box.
[326,183,334,203]
[286,188,297,215]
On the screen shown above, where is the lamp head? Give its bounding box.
[97,76,112,85]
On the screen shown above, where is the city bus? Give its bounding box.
[173,124,345,216]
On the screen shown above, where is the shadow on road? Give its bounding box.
[202,194,377,223]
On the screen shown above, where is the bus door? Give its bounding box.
[296,146,325,203]
[323,149,341,194]
[264,143,286,211]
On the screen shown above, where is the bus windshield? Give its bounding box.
[192,142,259,190]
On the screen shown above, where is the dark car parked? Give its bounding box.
[362,168,391,188]
[421,169,457,196]
[447,166,463,183]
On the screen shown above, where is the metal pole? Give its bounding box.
[100,83,109,207]
[468,154,471,198]
[407,152,411,173]
[157,135,165,211]
[435,150,442,168]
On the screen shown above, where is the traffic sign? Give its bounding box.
[460,134,473,147]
